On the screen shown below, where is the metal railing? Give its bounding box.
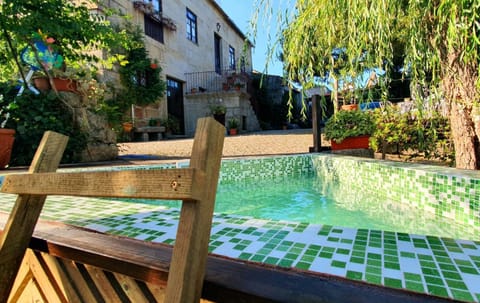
[185,68,251,94]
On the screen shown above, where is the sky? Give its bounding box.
[216,1,286,76]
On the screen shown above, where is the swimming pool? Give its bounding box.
[123,154,479,241]
[0,154,479,302]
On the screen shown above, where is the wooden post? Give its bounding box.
[311,95,322,152]
[0,131,68,302]
[165,117,225,303]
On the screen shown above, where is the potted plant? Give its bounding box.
[324,109,375,150]
[0,94,15,169]
[210,104,227,126]
[227,117,239,135]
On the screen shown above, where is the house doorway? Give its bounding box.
[214,33,222,74]
[167,77,185,135]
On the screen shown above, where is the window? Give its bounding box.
[186,9,197,43]
[143,0,163,43]
[229,46,235,70]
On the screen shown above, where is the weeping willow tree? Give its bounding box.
[253,0,480,169]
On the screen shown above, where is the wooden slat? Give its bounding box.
[1,168,206,201]
[0,131,68,302]
[26,250,66,303]
[40,252,82,303]
[165,117,225,303]
[113,272,150,302]
[145,283,166,302]
[84,265,122,303]
[59,259,98,303]
[8,255,33,303]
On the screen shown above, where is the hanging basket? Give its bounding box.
[0,128,15,169]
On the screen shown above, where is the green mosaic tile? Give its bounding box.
[451,290,474,302]
[424,275,444,286]
[427,285,449,297]
[366,274,382,284]
[384,262,400,270]
[445,279,467,290]
[278,259,294,267]
[264,257,280,265]
[296,262,311,270]
[336,248,350,255]
[239,252,252,259]
[346,270,363,280]
[366,266,381,275]
[384,277,403,289]
[251,255,266,262]
[405,281,425,293]
[404,272,422,282]
[350,256,365,264]
[331,260,347,268]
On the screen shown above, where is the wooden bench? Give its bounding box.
[0,117,225,302]
[134,126,166,141]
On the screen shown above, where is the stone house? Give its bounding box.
[102,0,260,137]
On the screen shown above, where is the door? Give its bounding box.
[214,34,222,74]
[167,77,185,135]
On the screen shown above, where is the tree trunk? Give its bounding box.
[442,53,480,170]
[449,102,478,169]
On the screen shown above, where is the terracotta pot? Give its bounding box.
[122,122,134,132]
[341,104,359,111]
[229,128,237,136]
[0,128,15,169]
[331,135,370,150]
[32,77,51,91]
[33,77,79,94]
[52,78,79,93]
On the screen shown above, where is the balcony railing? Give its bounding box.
[185,68,251,94]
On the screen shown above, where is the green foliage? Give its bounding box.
[117,25,165,112]
[370,108,454,163]
[227,117,239,129]
[0,84,87,166]
[324,109,376,143]
[0,0,129,82]
[210,105,227,115]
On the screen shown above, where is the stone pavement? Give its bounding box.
[118,129,316,160]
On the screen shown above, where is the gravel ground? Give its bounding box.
[118,129,315,160]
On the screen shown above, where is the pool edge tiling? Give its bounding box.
[0,154,479,302]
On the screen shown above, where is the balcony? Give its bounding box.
[185,69,251,95]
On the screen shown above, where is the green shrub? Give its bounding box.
[370,108,454,163]
[324,109,376,143]
[1,84,87,166]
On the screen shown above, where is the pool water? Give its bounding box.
[132,173,477,240]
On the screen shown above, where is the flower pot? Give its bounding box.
[213,113,226,126]
[341,104,359,111]
[32,77,51,91]
[229,128,237,136]
[122,122,134,132]
[0,128,15,169]
[330,135,370,150]
[52,78,79,93]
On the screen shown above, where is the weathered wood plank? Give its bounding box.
[165,117,225,303]
[1,168,205,201]
[0,131,68,302]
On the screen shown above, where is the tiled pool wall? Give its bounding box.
[311,155,480,238]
